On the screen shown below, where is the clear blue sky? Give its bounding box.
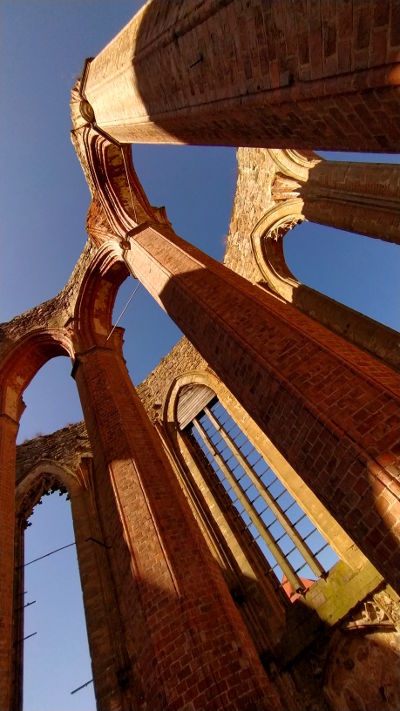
[0,3,398,710]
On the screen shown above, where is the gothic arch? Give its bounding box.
[163,371,363,572]
[12,453,126,711]
[71,87,169,243]
[15,459,87,519]
[162,370,289,649]
[161,371,385,669]
[73,241,129,349]
[0,329,76,711]
[251,199,305,302]
[163,370,220,428]
[250,202,399,370]
[12,458,89,711]
[0,329,74,421]
[82,128,156,235]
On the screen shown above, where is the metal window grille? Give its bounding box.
[186,398,339,599]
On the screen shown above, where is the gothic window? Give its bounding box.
[185,396,339,600]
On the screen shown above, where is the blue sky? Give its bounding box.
[0,2,398,710]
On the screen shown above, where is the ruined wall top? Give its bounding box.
[16,421,89,488]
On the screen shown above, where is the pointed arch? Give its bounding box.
[73,241,129,349]
[251,199,305,303]
[163,371,365,573]
[0,329,74,422]
[13,452,126,711]
[15,460,86,520]
[250,201,399,370]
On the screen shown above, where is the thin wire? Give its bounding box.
[106,282,140,342]
[71,679,93,695]
[21,542,77,568]
[20,536,112,569]
[120,146,138,223]
[15,600,36,612]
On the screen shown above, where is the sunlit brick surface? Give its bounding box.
[85,0,400,151]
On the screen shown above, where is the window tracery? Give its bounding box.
[186,397,339,600]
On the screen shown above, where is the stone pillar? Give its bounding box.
[301,160,400,244]
[82,0,400,152]
[122,222,400,592]
[72,332,280,711]
[0,411,20,711]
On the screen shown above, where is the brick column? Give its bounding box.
[302,160,400,244]
[0,412,19,711]
[81,0,400,152]
[72,333,280,711]
[122,222,400,592]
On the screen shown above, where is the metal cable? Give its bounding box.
[105,282,140,342]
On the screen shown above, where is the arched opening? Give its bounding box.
[20,481,94,711]
[284,221,400,331]
[10,351,95,711]
[132,144,237,262]
[17,358,83,444]
[99,143,238,386]
[0,329,77,711]
[112,276,183,386]
[250,197,399,369]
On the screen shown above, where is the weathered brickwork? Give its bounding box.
[224,148,277,281]
[123,222,400,593]
[73,336,280,711]
[83,0,400,151]
[15,422,89,485]
[14,365,400,711]
[1,2,400,710]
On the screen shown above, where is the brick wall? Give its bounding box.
[85,0,400,150]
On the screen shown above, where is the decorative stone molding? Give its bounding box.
[373,589,400,631]
[70,82,170,247]
[344,599,395,632]
[73,240,128,349]
[0,329,74,422]
[15,461,82,526]
[267,149,320,182]
[251,199,305,302]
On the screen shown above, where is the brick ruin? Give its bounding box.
[1,2,400,710]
